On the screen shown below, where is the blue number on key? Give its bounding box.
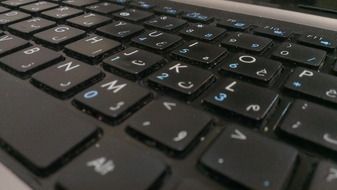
[214,93,228,102]
[84,90,99,99]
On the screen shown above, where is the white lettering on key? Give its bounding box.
[57,61,80,72]
[327,168,337,182]
[101,80,127,93]
[299,70,314,78]
[163,102,176,111]
[323,133,337,145]
[231,129,247,140]
[169,63,188,73]
[225,81,237,92]
[87,157,115,176]
[173,131,188,142]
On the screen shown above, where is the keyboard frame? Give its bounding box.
[0,0,336,190]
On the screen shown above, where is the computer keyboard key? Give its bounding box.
[97,21,144,40]
[217,18,250,31]
[86,2,123,15]
[201,126,298,190]
[130,0,156,10]
[103,47,163,79]
[0,74,99,173]
[272,43,326,68]
[63,0,98,7]
[222,53,282,83]
[65,35,121,63]
[154,6,182,16]
[182,12,213,23]
[128,98,212,153]
[57,138,167,190]
[172,41,227,67]
[113,9,153,22]
[8,17,56,36]
[309,161,337,190]
[222,32,272,52]
[280,100,337,153]
[32,58,102,97]
[74,75,151,122]
[132,30,182,51]
[0,11,30,27]
[20,1,58,14]
[204,79,279,121]
[34,25,85,48]
[149,62,214,98]
[285,68,337,105]
[254,25,291,39]
[144,15,186,31]
[180,24,226,41]
[0,34,29,56]
[67,13,111,30]
[42,6,83,21]
[1,0,37,8]
[0,46,62,77]
[110,0,131,5]
[298,33,337,50]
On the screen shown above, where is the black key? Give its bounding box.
[65,35,121,63]
[222,32,272,52]
[86,2,123,15]
[0,46,62,77]
[204,79,279,121]
[130,0,155,10]
[128,98,212,153]
[32,58,102,97]
[149,62,214,98]
[34,25,85,48]
[272,43,326,68]
[217,18,250,31]
[20,1,58,14]
[144,15,186,31]
[63,0,98,7]
[8,17,56,36]
[67,13,111,30]
[57,138,167,190]
[172,41,227,67]
[180,23,226,41]
[74,75,151,123]
[182,11,213,23]
[280,100,337,152]
[0,11,30,27]
[154,6,181,16]
[0,6,9,13]
[0,34,29,56]
[42,6,83,21]
[132,30,182,51]
[201,126,298,190]
[254,25,291,39]
[222,53,282,83]
[285,68,337,105]
[103,47,163,79]
[298,33,337,50]
[309,161,337,190]
[175,180,212,190]
[113,9,153,22]
[0,73,99,173]
[97,21,144,40]
[1,0,37,8]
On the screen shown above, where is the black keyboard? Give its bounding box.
[0,0,337,190]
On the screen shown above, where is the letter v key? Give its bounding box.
[231,129,247,140]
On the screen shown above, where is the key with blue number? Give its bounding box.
[272,43,326,68]
[204,78,279,121]
[74,75,151,123]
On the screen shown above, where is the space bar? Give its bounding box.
[0,74,99,175]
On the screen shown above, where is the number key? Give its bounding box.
[180,23,226,41]
[149,62,215,98]
[204,79,279,121]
